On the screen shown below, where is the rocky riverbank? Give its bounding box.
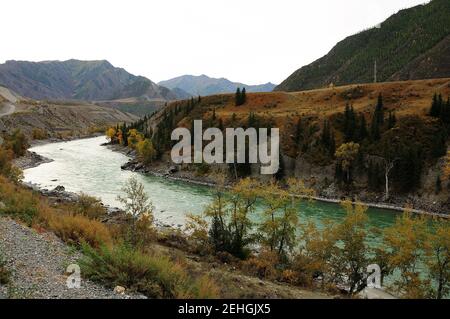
[111,143,449,218]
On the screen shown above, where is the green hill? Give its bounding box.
[275,0,450,92]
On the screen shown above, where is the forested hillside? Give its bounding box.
[108,78,450,213]
[275,0,450,92]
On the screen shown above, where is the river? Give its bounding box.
[22,136,403,245]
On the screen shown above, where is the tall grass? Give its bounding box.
[0,176,38,225]
[80,243,218,299]
[38,204,112,248]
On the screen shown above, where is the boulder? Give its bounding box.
[113,286,126,295]
[53,185,65,192]
[167,165,178,174]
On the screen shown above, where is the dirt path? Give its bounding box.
[0,217,140,299]
[0,102,15,117]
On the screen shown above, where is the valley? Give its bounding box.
[0,0,449,302]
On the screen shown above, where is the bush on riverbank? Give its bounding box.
[0,175,38,225]
[0,147,22,182]
[38,204,113,248]
[73,193,107,220]
[80,243,219,298]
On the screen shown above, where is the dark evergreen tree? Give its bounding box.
[388,111,397,129]
[241,87,246,104]
[235,88,242,106]
[358,114,368,141]
[430,94,441,116]
[436,175,442,194]
[376,93,384,125]
[431,129,447,158]
[343,104,357,142]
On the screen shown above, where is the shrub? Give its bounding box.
[3,129,29,157]
[74,193,107,219]
[185,213,212,255]
[80,243,219,299]
[0,148,23,182]
[242,250,279,280]
[32,128,48,140]
[0,249,11,285]
[38,206,112,248]
[0,176,38,225]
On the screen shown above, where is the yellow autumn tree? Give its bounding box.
[136,139,156,164]
[127,129,144,149]
[106,127,116,142]
[383,210,430,298]
[424,219,450,299]
[335,142,360,183]
[332,200,370,295]
[294,219,338,289]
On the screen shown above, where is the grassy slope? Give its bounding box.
[181,78,450,123]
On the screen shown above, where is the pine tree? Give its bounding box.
[358,114,368,141]
[376,93,384,125]
[235,88,241,106]
[388,111,396,129]
[429,93,440,117]
[441,97,450,125]
[241,87,246,105]
[321,119,335,156]
[436,175,442,194]
[344,104,356,142]
[370,94,385,140]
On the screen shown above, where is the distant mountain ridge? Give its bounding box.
[0,59,179,102]
[158,74,276,96]
[275,0,450,92]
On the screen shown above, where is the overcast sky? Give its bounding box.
[0,0,427,85]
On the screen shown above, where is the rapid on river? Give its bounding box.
[23,136,402,245]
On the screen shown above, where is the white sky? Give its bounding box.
[0,0,428,85]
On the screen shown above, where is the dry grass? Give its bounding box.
[203,78,450,121]
[37,204,113,248]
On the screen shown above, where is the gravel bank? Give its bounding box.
[0,217,142,299]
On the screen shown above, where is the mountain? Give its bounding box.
[0,59,180,102]
[275,0,450,92]
[158,74,276,96]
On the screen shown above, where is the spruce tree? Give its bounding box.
[235,88,241,106]
[376,93,384,125]
[344,104,356,142]
[241,87,246,104]
[358,114,368,141]
[388,111,396,129]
